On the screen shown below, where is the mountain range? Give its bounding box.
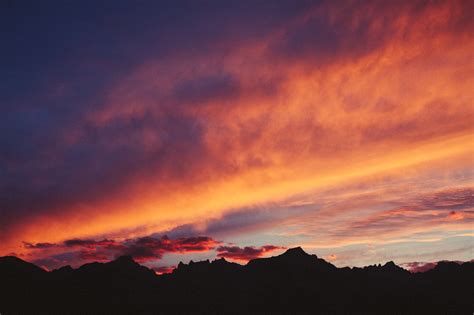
[1,247,473,313]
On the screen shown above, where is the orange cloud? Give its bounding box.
[154,265,175,275]
[1,0,473,261]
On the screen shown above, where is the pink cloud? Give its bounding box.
[216,245,285,262]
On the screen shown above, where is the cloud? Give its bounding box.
[23,233,286,269]
[402,261,438,273]
[63,239,121,249]
[1,0,473,268]
[79,250,110,262]
[325,254,338,262]
[280,185,474,249]
[158,202,311,240]
[154,265,175,275]
[24,235,221,268]
[23,242,56,249]
[401,260,470,273]
[345,187,474,238]
[122,235,219,262]
[216,245,284,262]
[416,187,474,211]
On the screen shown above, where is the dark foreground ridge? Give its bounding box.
[1,248,473,313]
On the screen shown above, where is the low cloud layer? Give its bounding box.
[24,235,219,269]
[216,245,285,261]
[401,260,473,273]
[402,262,439,273]
[22,235,284,270]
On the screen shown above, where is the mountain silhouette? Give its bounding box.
[247,246,336,272]
[1,248,473,313]
[0,255,46,278]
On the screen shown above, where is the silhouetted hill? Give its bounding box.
[76,255,156,279]
[247,246,336,272]
[1,248,473,313]
[0,255,46,278]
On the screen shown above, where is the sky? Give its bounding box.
[1,0,473,273]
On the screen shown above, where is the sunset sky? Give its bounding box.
[1,0,473,273]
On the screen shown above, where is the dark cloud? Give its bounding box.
[24,235,220,268]
[216,245,284,261]
[24,233,284,269]
[23,242,56,249]
[121,235,219,261]
[63,239,119,249]
[24,239,123,250]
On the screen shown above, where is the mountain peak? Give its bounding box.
[383,261,396,267]
[55,265,73,272]
[382,261,407,273]
[213,257,228,264]
[104,255,145,271]
[433,261,460,272]
[113,255,136,264]
[0,256,28,264]
[0,256,46,277]
[281,246,309,257]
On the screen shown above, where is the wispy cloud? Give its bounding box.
[1,0,473,270]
